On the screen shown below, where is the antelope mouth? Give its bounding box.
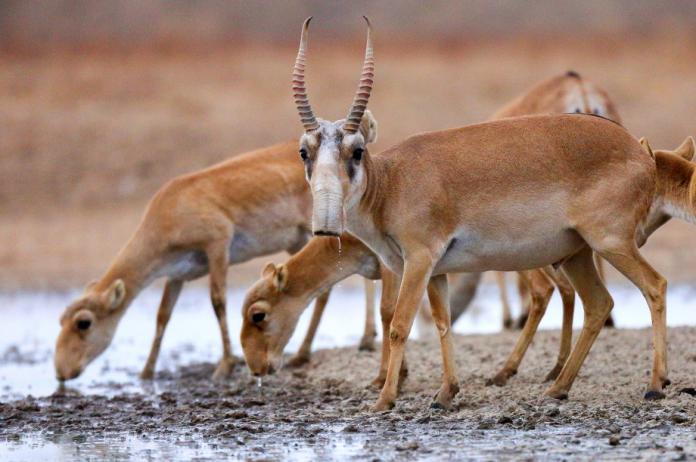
[313,230,341,237]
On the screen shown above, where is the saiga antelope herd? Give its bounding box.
[55,17,696,413]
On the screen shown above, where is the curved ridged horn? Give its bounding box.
[344,16,374,134]
[293,17,319,132]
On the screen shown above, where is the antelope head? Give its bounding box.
[54,279,127,381]
[293,17,378,236]
[240,263,302,376]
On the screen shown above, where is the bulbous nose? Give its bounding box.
[55,363,82,381]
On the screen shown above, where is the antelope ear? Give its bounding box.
[104,279,126,310]
[262,262,277,278]
[273,264,289,292]
[639,137,654,159]
[360,110,378,144]
[674,136,696,161]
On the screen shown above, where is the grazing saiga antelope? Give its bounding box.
[240,233,412,387]
[240,71,620,385]
[288,17,668,410]
[53,135,378,381]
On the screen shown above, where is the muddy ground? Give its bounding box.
[2,327,695,460]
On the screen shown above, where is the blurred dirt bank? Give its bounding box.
[2,33,696,289]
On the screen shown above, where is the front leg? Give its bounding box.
[372,250,434,411]
[207,240,237,381]
[426,274,460,409]
[140,279,183,379]
[287,290,331,367]
[358,279,378,351]
[370,267,408,389]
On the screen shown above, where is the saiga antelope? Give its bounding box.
[286,17,668,410]
[240,71,620,385]
[53,134,378,381]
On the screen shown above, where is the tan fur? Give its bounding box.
[301,107,667,411]
[240,72,622,386]
[54,140,383,381]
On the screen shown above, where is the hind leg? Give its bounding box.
[543,268,575,382]
[594,253,615,327]
[140,279,184,379]
[359,279,378,351]
[515,272,532,329]
[598,246,668,399]
[487,269,554,386]
[448,272,482,325]
[545,247,614,400]
[494,272,513,329]
[287,289,331,367]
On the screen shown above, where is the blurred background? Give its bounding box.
[2,0,696,290]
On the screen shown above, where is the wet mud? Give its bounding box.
[2,327,696,460]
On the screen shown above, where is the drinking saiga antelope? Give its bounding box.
[287,17,669,411]
[53,128,379,381]
[240,70,621,386]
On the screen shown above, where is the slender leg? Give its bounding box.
[372,251,434,411]
[544,269,575,381]
[495,272,513,329]
[287,289,331,367]
[594,254,615,327]
[358,279,377,351]
[448,272,483,325]
[515,271,532,329]
[596,246,669,399]
[371,268,407,389]
[140,279,184,379]
[545,247,614,399]
[207,240,236,381]
[487,269,554,386]
[427,274,460,409]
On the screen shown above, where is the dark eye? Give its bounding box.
[299,149,308,160]
[252,312,266,323]
[352,148,363,161]
[76,319,92,331]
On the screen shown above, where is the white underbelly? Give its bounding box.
[434,227,584,274]
[228,226,308,264]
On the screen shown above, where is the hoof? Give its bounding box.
[515,314,529,330]
[286,353,310,368]
[431,383,459,410]
[604,316,615,328]
[544,364,563,382]
[502,318,514,330]
[139,369,155,380]
[358,337,376,352]
[212,358,236,381]
[678,387,696,397]
[370,398,395,412]
[369,376,386,390]
[644,390,666,401]
[430,401,446,410]
[544,388,569,400]
[486,370,514,387]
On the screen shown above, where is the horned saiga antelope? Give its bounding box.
[53,135,378,382]
[240,71,619,385]
[289,17,668,410]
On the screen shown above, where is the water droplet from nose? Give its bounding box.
[257,377,263,388]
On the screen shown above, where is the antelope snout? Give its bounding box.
[55,364,82,381]
[311,189,344,237]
